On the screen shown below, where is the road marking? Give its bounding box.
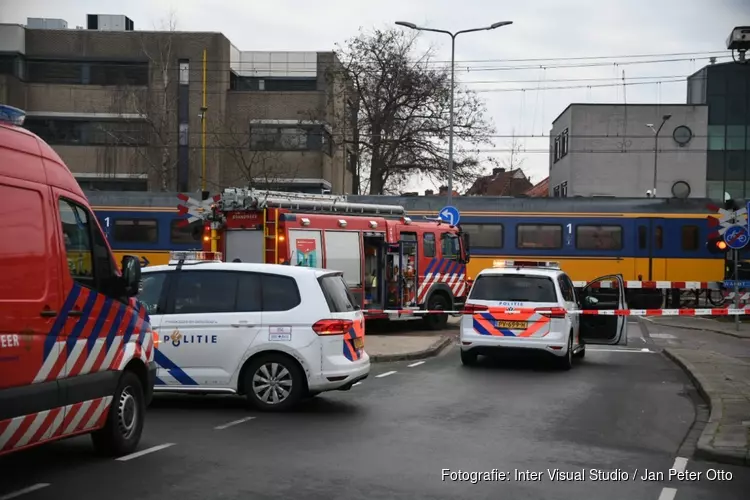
[0,484,50,500]
[376,371,397,378]
[116,443,176,462]
[353,381,362,386]
[657,487,677,500]
[587,348,654,353]
[671,457,688,473]
[214,416,255,430]
[408,361,425,367]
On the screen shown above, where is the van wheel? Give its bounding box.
[556,334,574,371]
[573,345,586,359]
[460,349,478,366]
[91,371,144,456]
[244,354,304,412]
[423,294,449,330]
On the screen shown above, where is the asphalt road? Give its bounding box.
[1,321,749,500]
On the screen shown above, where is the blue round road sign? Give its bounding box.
[724,225,749,249]
[438,206,460,225]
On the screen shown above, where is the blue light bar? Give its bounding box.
[0,105,26,126]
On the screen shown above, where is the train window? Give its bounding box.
[655,225,663,250]
[423,233,436,258]
[460,224,503,249]
[516,224,562,249]
[170,219,204,245]
[681,225,700,251]
[638,226,647,250]
[112,218,158,244]
[575,225,623,250]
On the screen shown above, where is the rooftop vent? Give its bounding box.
[86,14,134,31]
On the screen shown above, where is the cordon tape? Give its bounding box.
[364,307,750,316]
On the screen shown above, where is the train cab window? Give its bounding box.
[461,223,503,249]
[681,225,700,251]
[575,225,623,250]
[423,233,436,258]
[516,224,562,249]
[655,225,663,250]
[113,218,158,244]
[170,219,203,245]
[638,226,647,250]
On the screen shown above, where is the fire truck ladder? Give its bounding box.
[219,188,407,216]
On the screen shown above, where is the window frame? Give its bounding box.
[112,217,159,244]
[459,223,503,249]
[423,232,436,258]
[515,224,563,250]
[169,218,204,245]
[574,224,624,251]
[681,225,700,252]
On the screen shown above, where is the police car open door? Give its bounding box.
[578,274,627,345]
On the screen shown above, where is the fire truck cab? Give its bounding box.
[181,189,470,330]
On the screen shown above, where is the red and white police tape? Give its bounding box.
[363,307,750,316]
[570,280,721,289]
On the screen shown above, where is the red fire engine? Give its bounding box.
[180,189,470,330]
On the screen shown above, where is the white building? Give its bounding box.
[548,104,709,198]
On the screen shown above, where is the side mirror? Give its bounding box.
[461,232,471,262]
[583,295,599,306]
[121,255,142,297]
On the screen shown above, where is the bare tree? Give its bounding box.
[335,28,495,194]
[501,133,526,172]
[106,14,179,191]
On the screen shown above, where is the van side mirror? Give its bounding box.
[461,232,471,263]
[121,255,142,297]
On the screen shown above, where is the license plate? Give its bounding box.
[353,337,364,349]
[496,320,528,329]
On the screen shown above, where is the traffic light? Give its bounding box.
[707,235,730,255]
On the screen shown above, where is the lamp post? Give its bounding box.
[645,114,672,198]
[395,20,512,205]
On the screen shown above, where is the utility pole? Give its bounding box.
[646,114,671,197]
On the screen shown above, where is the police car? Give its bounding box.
[459,260,628,370]
[138,251,369,411]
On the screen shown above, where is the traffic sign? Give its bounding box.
[724,225,749,249]
[438,206,460,225]
[724,280,750,288]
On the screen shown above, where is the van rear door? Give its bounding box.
[316,273,365,361]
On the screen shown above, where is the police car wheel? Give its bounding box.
[460,349,478,366]
[573,345,586,359]
[556,335,574,371]
[91,371,145,456]
[245,354,304,412]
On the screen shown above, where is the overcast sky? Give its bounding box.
[1,0,747,193]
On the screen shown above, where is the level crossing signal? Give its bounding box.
[707,235,730,255]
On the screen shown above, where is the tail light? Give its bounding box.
[535,307,566,318]
[461,304,489,314]
[152,331,161,349]
[312,319,353,335]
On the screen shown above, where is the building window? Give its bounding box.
[24,118,149,146]
[26,59,148,86]
[249,124,331,153]
[561,181,568,197]
[179,61,190,85]
[575,225,623,250]
[708,125,725,150]
[460,224,503,249]
[516,224,562,249]
[727,125,746,150]
[553,137,560,163]
[553,185,560,197]
[112,219,158,244]
[681,225,700,251]
[561,128,569,157]
[75,177,148,191]
[230,76,317,91]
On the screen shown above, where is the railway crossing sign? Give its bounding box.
[176,193,220,226]
[438,206,460,226]
[724,225,749,249]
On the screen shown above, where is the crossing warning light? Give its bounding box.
[707,235,730,254]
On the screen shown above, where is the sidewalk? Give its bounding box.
[365,317,458,363]
[647,316,750,339]
[640,318,750,465]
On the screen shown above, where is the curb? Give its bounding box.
[369,335,453,363]
[661,348,749,466]
[643,317,748,339]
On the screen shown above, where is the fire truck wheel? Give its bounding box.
[423,294,449,330]
[91,370,145,456]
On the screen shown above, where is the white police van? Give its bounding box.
[460,260,627,370]
[138,251,369,411]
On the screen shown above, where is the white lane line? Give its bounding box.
[376,371,397,378]
[353,381,362,386]
[671,457,688,473]
[0,484,50,500]
[214,416,255,430]
[657,487,677,500]
[115,443,176,462]
[586,348,654,353]
[408,361,425,367]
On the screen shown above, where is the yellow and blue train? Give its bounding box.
[87,191,731,289]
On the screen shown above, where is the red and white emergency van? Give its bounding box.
[179,188,471,329]
[0,105,156,457]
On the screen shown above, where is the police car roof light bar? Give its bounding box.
[169,250,223,262]
[493,260,561,269]
[219,187,407,217]
[0,104,26,126]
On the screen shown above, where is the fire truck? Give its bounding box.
[181,188,471,330]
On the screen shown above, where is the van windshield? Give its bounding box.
[469,274,557,303]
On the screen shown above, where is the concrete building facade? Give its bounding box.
[548,103,708,198]
[0,17,356,194]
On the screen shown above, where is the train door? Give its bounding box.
[634,218,667,281]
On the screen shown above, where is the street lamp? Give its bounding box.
[395,20,513,205]
[645,114,672,198]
